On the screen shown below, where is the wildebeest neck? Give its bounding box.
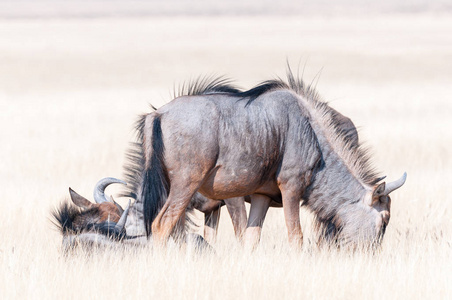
[303,149,367,222]
[295,92,376,233]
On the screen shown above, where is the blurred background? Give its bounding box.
[1,0,451,18]
[0,2,451,298]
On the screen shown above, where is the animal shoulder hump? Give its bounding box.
[256,89,300,106]
[159,95,221,127]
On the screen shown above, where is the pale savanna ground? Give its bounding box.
[0,9,451,300]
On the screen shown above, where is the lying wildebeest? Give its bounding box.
[53,69,406,250]
[52,178,131,241]
[53,177,247,247]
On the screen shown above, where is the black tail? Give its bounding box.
[120,112,195,237]
[141,114,170,236]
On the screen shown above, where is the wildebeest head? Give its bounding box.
[52,178,131,241]
[330,173,407,249]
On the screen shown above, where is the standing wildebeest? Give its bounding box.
[53,70,406,249]
[138,70,406,249]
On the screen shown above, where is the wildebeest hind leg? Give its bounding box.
[151,183,200,245]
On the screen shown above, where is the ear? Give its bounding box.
[367,182,386,206]
[373,182,386,198]
[69,188,94,209]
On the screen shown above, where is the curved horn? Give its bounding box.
[115,200,131,232]
[383,172,407,195]
[93,177,127,204]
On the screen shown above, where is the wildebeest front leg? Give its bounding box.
[244,194,271,251]
[204,207,221,244]
[280,186,303,248]
[224,197,247,240]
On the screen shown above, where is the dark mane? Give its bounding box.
[175,75,241,98]
[238,80,288,106]
[51,201,79,234]
[51,201,103,234]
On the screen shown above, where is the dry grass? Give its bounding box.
[0,11,451,299]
